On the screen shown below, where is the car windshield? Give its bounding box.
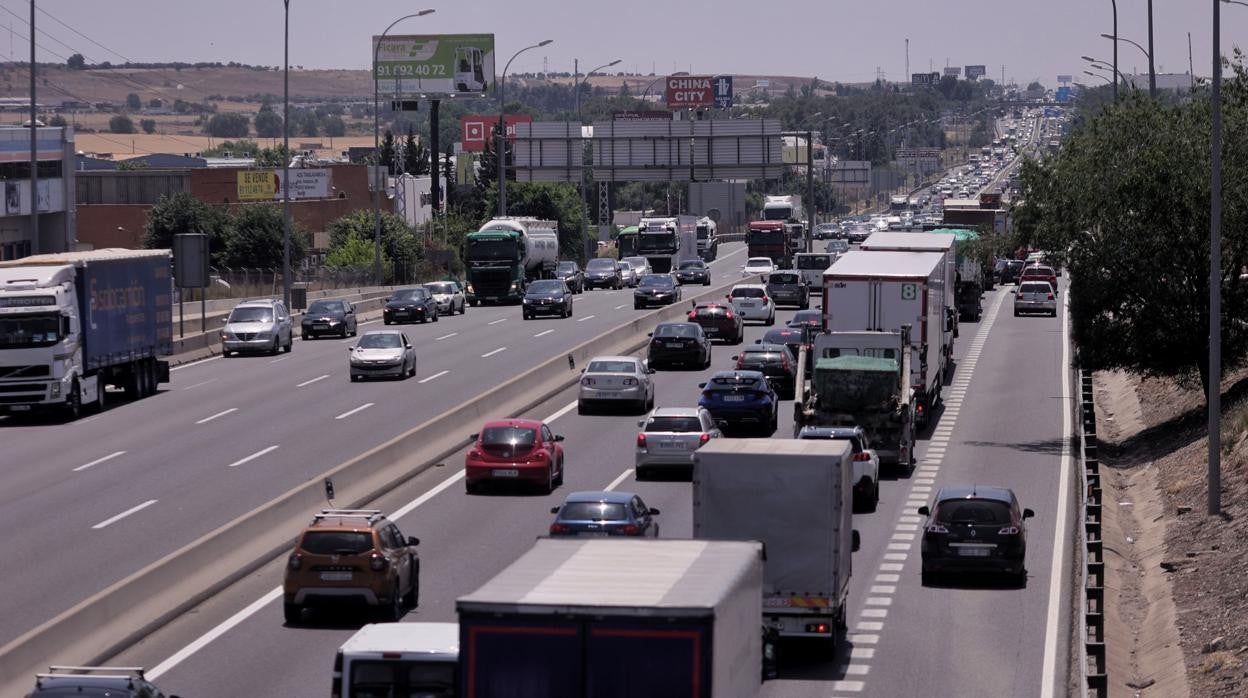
[731,287,765,299]
[586,259,615,270]
[392,289,427,301]
[307,300,342,314]
[678,260,707,270]
[424,282,456,294]
[639,275,673,288]
[349,661,455,695]
[1006,260,1026,270]
[301,531,374,555]
[646,416,703,432]
[358,333,402,349]
[768,273,800,284]
[587,360,638,374]
[559,502,627,521]
[556,262,577,272]
[746,258,772,268]
[654,323,699,338]
[934,499,1013,525]
[791,310,821,324]
[0,315,63,349]
[623,258,648,269]
[527,280,563,293]
[229,307,273,323]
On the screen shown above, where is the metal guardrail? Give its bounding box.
[1077,367,1108,696]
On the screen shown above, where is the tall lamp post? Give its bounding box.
[1100,33,1154,97]
[281,0,291,309]
[497,39,553,217]
[371,9,435,286]
[1108,0,1119,102]
[1082,70,1114,87]
[1081,56,1133,91]
[575,59,620,234]
[641,76,664,101]
[795,112,823,252]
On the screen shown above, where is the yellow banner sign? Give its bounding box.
[237,170,277,201]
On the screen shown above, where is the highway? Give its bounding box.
[106,275,1075,697]
[0,243,750,647]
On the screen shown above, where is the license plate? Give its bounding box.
[582,531,610,537]
[665,342,684,349]
[319,571,352,581]
[493,469,519,478]
[724,395,746,402]
[658,441,687,449]
[739,302,755,307]
[313,324,328,330]
[9,404,30,411]
[394,312,408,318]
[957,546,991,557]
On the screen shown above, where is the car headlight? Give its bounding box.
[523,298,533,304]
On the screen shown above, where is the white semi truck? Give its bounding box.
[637,215,698,273]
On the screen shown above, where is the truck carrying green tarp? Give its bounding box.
[813,356,899,412]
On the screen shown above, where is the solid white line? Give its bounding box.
[614,304,626,310]
[436,332,458,341]
[73,450,126,472]
[533,329,554,337]
[147,587,284,680]
[296,374,329,388]
[392,469,467,520]
[576,314,596,322]
[604,469,634,492]
[227,445,279,468]
[169,356,223,372]
[487,318,507,325]
[418,370,449,384]
[543,400,579,424]
[268,356,289,364]
[334,403,374,420]
[358,319,380,326]
[195,408,237,425]
[92,499,158,529]
[181,378,218,391]
[481,347,507,358]
[1040,288,1074,698]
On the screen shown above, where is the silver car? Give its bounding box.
[1013,281,1057,317]
[621,256,652,277]
[423,281,466,315]
[221,298,293,356]
[348,330,417,381]
[634,407,721,479]
[618,260,640,287]
[577,356,655,415]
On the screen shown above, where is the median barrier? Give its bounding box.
[0,278,734,695]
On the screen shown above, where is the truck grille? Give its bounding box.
[0,383,45,394]
[0,365,49,379]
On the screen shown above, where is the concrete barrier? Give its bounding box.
[0,282,735,695]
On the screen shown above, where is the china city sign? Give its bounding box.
[372,33,496,96]
[665,75,715,109]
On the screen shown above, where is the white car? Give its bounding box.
[797,425,880,512]
[577,355,656,414]
[727,284,775,325]
[423,281,466,315]
[741,257,776,278]
[634,407,721,479]
[621,256,652,277]
[348,330,417,381]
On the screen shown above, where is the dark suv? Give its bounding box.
[283,509,420,624]
[555,261,585,293]
[688,302,744,344]
[998,259,1027,285]
[29,667,180,698]
[584,258,623,289]
[918,485,1034,586]
[764,271,810,309]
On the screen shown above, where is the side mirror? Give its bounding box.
[550,506,561,514]
[754,339,761,344]
[851,530,861,552]
[730,355,739,361]
[917,505,930,516]
[647,368,656,374]
[637,420,646,428]
[698,382,707,389]
[468,433,478,441]
[346,346,354,352]
[553,434,565,442]
[406,536,420,546]
[220,316,229,324]
[649,507,661,515]
[647,332,653,337]
[347,305,355,314]
[1023,508,1035,519]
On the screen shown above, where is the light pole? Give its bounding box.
[795,112,822,251]
[1109,0,1119,102]
[575,58,620,234]
[497,39,553,217]
[641,76,664,101]
[1147,0,1156,96]
[1100,33,1154,97]
[1081,56,1133,91]
[281,0,291,310]
[371,9,435,286]
[28,0,36,254]
[1082,70,1113,87]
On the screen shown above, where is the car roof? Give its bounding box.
[562,490,634,505]
[649,406,703,418]
[480,418,544,430]
[746,257,773,264]
[934,484,1015,503]
[360,329,402,336]
[588,355,638,363]
[707,370,766,381]
[235,298,280,307]
[743,343,787,352]
[731,284,766,291]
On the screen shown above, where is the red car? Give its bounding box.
[1019,265,1058,292]
[465,419,565,494]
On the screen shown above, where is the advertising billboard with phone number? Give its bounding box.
[372,34,496,96]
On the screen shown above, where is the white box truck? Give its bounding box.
[332,622,458,698]
[692,439,854,652]
[860,231,958,336]
[823,250,953,427]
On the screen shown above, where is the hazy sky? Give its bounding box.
[3,0,1246,86]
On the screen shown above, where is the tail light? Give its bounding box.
[581,377,595,386]
[998,525,1021,535]
[1016,292,1024,300]
[621,524,640,535]
[550,522,571,535]
[468,448,481,459]
[762,295,771,304]
[853,451,872,461]
[806,623,830,633]
[725,310,734,319]
[369,553,388,571]
[688,312,698,321]
[916,403,925,414]
[699,433,711,445]
[636,433,647,447]
[287,552,303,570]
[1046,293,1054,300]
[734,357,745,369]
[925,523,948,534]
[622,377,639,386]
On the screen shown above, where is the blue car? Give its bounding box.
[698,370,778,435]
[548,490,660,537]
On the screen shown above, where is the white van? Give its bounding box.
[794,252,833,290]
[332,622,458,698]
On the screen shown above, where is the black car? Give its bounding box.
[787,309,822,330]
[919,485,1034,586]
[813,223,841,240]
[688,302,744,344]
[760,328,812,377]
[764,271,809,309]
[584,258,623,289]
[732,343,799,399]
[634,274,682,309]
[647,321,711,369]
[383,287,438,324]
[301,299,358,339]
[844,225,872,244]
[999,259,1027,285]
[555,260,585,294]
[673,259,712,285]
[523,279,573,319]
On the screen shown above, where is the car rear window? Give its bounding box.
[654,324,699,338]
[481,427,537,448]
[740,351,783,368]
[731,287,765,298]
[559,502,628,521]
[679,261,707,270]
[1020,283,1051,293]
[694,306,727,317]
[769,273,800,284]
[424,282,456,294]
[791,311,821,324]
[934,499,1012,525]
[646,416,703,432]
[300,531,374,555]
[587,360,637,373]
[762,329,802,344]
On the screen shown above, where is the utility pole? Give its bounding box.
[905,38,909,87]
[281,0,291,309]
[1209,0,1223,515]
[28,0,37,252]
[1147,0,1156,97]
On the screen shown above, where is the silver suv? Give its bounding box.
[634,407,721,479]
[221,298,293,356]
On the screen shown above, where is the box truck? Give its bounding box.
[332,622,458,698]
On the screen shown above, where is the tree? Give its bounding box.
[139,118,157,134]
[47,114,66,127]
[255,143,291,167]
[1026,81,1045,94]
[224,204,307,269]
[324,115,346,138]
[142,192,232,265]
[253,103,283,138]
[402,126,428,176]
[489,182,587,259]
[67,53,85,70]
[379,129,398,174]
[326,209,419,283]
[109,115,136,134]
[325,233,393,280]
[205,112,250,138]
[298,113,318,137]
[126,93,142,111]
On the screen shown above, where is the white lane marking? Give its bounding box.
[195,408,237,425]
[865,597,893,606]
[481,347,507,358]
[604,469,634,492]
[73,450,126,473]
[296,374,330,388]
[359,319,380,327]
[334,403,374,420]
[169,356,223,372]
[544,400,578,424]
[851,633,880,644]
[268,356,290,364]
[436,332,458,341]
[533,329,554,338]
[92,499,158,529]
[841,664,871,676]
[393,469,467,520]
[851,647,877,660]
[855,622,883,632]
[614,304,626,310]
[227,445,279,468]
[880,563,905,571]
[1040,287,1074,698]
[181,378,218,391]
[418,370,449,384]
[883,553,907,561]
[875,574,901,583]
[576,314,596,322]
[148,587,284,680]
[487,318,507,325]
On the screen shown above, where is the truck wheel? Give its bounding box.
[93,381,106,413]
[64,380,82,421]
[403,564,419,608]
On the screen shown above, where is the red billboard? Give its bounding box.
[664,75,714,109]
[460,114,532,153]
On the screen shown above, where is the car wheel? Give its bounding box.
[635,465,647,481]
[351,324,358,336]
[1013,309,1020,317]
[765,312,775,327]
[544,465,555,494]
[384,582,404,622]
[523,312,531,320]
[302,332,310,341]
[769,412,778,433]
[403,566,419,607]
[270,338,280,356]
[408,360,417,378]
[284,336,292,353]
[340,326,348,338]
[634,303,642,310]
[1051,309,1058,317]
[283,602,302,625]
[577,400,589,415]
[921,569,936,586]
[636,398,648,414]
[465,481,479,495]
[867,484,879,513]
[383,318,392,325]
[554,458,565,486]
[432,310,439,322]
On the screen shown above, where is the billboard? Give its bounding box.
[1055,86,1073,103]
[612,111,671,121]
[665,75,715,108]
[237,170,278,201]
[965,65,987,80]
[911,72,941,86]
[460,114,532,152]
[943,66,962,78]
[372,34,496,96]
[1057,74,1073,84]
[237,169,332,201]
[713,75,733,108]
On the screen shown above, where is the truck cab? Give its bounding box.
[695,217,718,261]
[332,622,458,698]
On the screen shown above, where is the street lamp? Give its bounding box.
[641,76,664,101]
[1106,0,1119,102]
[496,40,553,217]
[371,9,435,286]
[1081,56,1133,90]
[795,111,823,252]
[1100,33,1154,97]
[1082,70,1113,86]
[575,58,620,236]
[281,0,291,310]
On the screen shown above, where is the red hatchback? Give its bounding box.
[1019,265,1058,293]
[465,419,565,494]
